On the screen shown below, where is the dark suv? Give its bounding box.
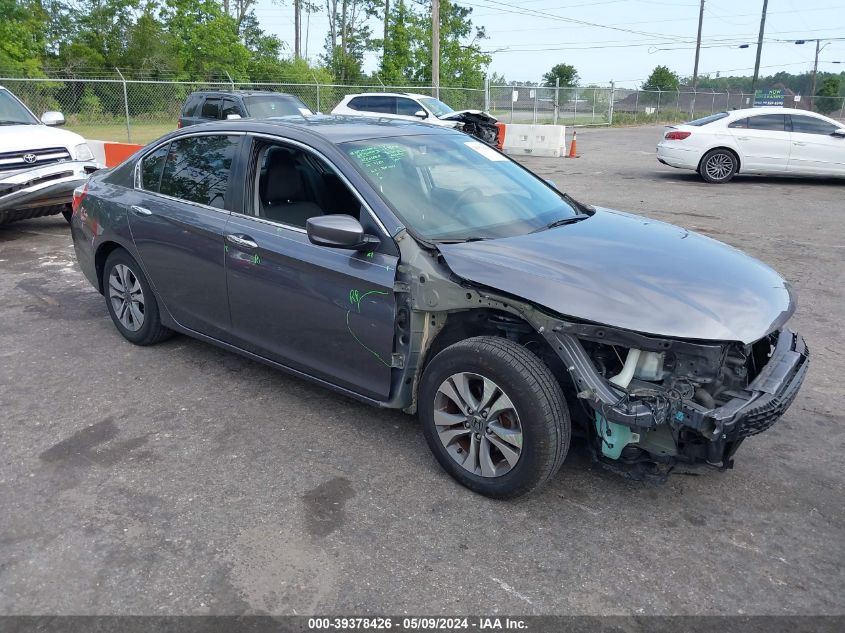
[178,90,313,128]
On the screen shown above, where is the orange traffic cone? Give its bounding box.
[566,130,578,158]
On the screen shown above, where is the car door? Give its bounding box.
[127,133,243,338]
[223,136,399,400]
[787,114,845,176]
[728,113,791,173]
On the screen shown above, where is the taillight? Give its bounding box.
[665,130,691,140]
[71,182,89,215]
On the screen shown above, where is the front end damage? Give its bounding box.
[548,321,808,472]
[0,160,99,224]
[388,230,809,477]
[440,111,500,146]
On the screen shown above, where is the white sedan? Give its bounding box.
[656,107,845,183]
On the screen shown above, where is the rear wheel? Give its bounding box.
[419,336,570,498]
[102,249,172,345]
[699,148,737,183]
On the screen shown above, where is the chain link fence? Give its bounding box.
[2,76,843,143]
[490,84,845,127]
[0,77,485,143]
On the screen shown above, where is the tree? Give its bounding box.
[642,65,680,92]
[815,76,841,114]
[542,63,578,87]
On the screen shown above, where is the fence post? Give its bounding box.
[633,87,639,118]
[573,87,578,123]
[533,86,538,124]
[224,71,235,90]
[711,92,715,114]
[676,89,680,114]
[608,81,615,125]
[726,92,731,111]
[114,68,131,143]
[554,77,559,125]
[484,75,490,112]
[656,89,662,118]
[310,72,321,112]
[510,84,515,123]
[839,97,845,121]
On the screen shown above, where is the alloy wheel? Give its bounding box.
[108,264,145,332]
[705,152,734,181]
[434,372,523,477]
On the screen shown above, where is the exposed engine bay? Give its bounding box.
[442,110,500,146]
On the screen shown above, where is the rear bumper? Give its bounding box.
[0,161,99,221]
[656,143,701,170]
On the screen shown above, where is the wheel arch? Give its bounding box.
[698,145,742,173]
[94,241,125,294]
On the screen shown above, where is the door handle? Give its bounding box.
[226,234,258,249]
[130,205,152,216]
[736,136,750,141]
[793,141,806,146]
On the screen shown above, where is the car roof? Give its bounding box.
[723,106,830,118]
[344,92,431,100]
[179,114,455,144]
[189,90,301,98]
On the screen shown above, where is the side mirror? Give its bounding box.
[414,110,428,119]
[226,113,242,120]
[307,215,379,251]
[832,129,845,138]
[41,111,65,126]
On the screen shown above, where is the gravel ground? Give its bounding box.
[1,125,843,616]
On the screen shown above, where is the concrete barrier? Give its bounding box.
[502,124,567,158]
[86,140,146,168]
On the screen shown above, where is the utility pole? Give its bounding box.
[692,0,705,89]
[294,0,301,59]
[811,39,821,109]
[432,0,440,98]
[384,0,390,60]
[750,0,768,95]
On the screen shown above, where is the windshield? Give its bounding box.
[341,134,578,241]
[419,97,455,118]
[0,89,38,125]
[243,95,312,118]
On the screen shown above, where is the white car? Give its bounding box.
[656,106,845,183]
[0,85,99,225]
[331,92,499,144]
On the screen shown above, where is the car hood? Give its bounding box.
[438,208,794,344]
[0,124,84,152]
[439,109,496,122]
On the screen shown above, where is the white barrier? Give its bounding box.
[502,124,567,158]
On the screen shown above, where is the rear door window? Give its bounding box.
[221,99,241,119]
[182,95,202,117]
[746,114,787,131]
[139,144,170,192]
[790,115,838,135]
[158,135,241,208]
[347,96,368,111]
[366,96,396,114]
[200,98,221,119]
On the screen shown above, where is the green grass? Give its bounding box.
[66,120,176,144]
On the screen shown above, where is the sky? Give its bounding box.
[252,0,845,87]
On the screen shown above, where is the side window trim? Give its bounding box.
[246,132,391,239]
[133,132,246,213]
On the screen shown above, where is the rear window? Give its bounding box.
[685,112,729,126]
[242,95,309,118]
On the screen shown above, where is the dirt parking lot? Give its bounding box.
[1,125,842,616]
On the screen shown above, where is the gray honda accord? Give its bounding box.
[70,116,808,498]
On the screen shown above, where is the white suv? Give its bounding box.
[0,86,99,225]
[332,92,499,144]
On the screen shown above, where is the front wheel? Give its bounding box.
[699,148,738,183]
[418,336,570,498]
[102,249,173,345]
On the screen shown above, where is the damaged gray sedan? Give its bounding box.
[70,118,808,498]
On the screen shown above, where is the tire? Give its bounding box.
[418,336,570,498]
[699,148,737,183]
[61,206,73,224]
[102,249,173,346]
